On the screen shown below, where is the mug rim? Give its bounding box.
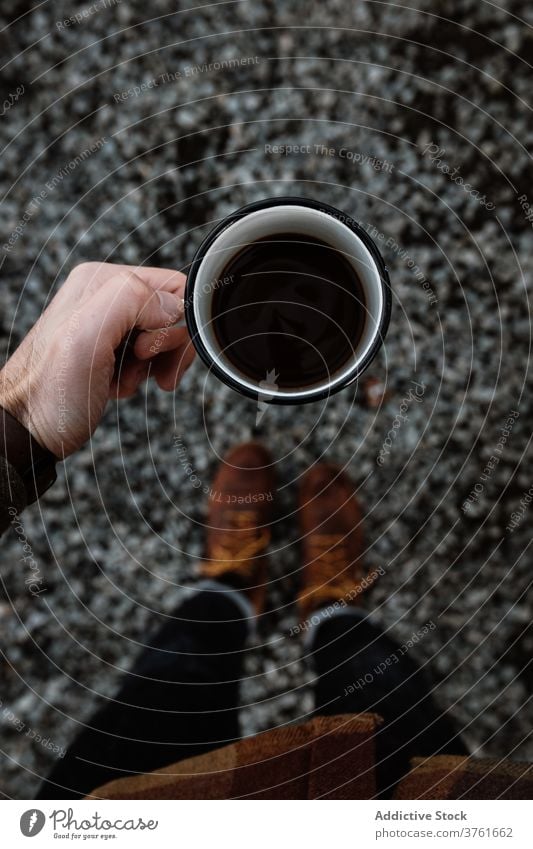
[184,196,391,405]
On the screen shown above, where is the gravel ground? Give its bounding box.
[1,0,532,799]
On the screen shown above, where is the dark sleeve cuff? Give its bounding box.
[0,406,57,511]
[0,455,28,534]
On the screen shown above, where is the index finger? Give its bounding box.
[111,264,187,295]
[68,262,187,303]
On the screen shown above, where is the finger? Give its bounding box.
[151,342,196,392]
[88,270,184,351]
[134,326,190,360]
[111,265,187,295]
[68,262,187,303]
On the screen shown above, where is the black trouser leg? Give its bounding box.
[310,610,466,797]
[37,590,249,799]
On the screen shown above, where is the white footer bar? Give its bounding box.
[4,799,531,848]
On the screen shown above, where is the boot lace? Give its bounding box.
[202,510,270,580]
[300,533,363,609]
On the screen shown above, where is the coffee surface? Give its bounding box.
[211,233,366,389]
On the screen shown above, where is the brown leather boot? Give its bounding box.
[199,442,275,613]
[297,464,368,620]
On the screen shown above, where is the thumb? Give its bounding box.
[85,270,184,349]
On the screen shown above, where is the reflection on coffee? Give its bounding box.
[211,233,366,389]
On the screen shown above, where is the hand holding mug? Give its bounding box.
[0,262,195,458]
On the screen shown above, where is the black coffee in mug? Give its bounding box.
[185,197,391,404]
[212,233,367,389]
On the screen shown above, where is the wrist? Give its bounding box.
[0,368,54,457]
